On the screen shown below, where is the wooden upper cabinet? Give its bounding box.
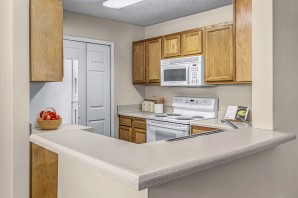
[133,42,146,84]
[146,38,162,84]
[235,0,252,82]
[162,34,181,58]
[205,24,234,83]
[181,30,203,56]
[30,0,63,82]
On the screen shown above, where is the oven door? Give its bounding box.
[161,64,190,86]
[147,125,189,143]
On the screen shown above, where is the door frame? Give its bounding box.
[63,35,115,137]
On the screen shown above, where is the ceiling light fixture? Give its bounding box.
[103,0,143,9]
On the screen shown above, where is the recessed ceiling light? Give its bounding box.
[103,0,143,9]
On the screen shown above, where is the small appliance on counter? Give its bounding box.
[146,97,218,143]
[142,97,165,113]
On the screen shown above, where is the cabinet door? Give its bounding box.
[133,42,146,84]
[30,0,63,82]
[205,25,234,83]
[31,143,58,198]
[191,126,217,135]
[146,39,162,84]
[235,0,252,82]
[163,34,181,58]
[119,126,132,142]
[135,129,146,144]
[181,30,203,56]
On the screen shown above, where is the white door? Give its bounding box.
[87,43,111,136]
[64,40,87,126]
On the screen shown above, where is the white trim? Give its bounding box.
[64,35,115,138]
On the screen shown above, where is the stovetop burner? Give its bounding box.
[167,113,182,117]
[191,116,205,119]
[176,117,192,121]
[155,114,167,117]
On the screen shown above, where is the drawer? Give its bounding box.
[191,125,217,135]
[134,119,146,129]
[119,116,132,127]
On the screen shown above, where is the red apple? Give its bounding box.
[44,114,51,120]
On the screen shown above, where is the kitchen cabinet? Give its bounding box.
[162,34,181,58]
[205,23,235,83]
[30,0,63,82]
[119,126,132,142]
[146,38,162,84]
[135,129,146,144]
[191,125,217,135]
[133,38,162,85]
[119,116,146,144]
[133,42,146,84]
[181,30,203,56]
[235,0,252,82]
[31,143,58,198]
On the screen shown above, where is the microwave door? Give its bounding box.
[161,64,189,86]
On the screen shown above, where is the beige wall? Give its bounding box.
[144,5,252,112]
[149,0,298,197]
[0,0,14,197]
[63,11,146,136]
[12,1,30,197]
[252,0,274,129]
[0,0,30,198]
[59,156,148,198]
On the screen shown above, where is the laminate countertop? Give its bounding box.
[30,127,295,190]
[118,110,248,129]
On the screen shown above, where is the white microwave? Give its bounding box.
[161,56,208,87]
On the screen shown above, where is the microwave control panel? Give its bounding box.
[189,64,202,85]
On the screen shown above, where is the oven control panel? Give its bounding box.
[172,97,218,110]
[147,120,189,131]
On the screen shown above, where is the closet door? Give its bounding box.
[87,44,111,136]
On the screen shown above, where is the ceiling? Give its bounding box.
[62,0,233,27]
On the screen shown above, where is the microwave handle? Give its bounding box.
[186,66,189,83]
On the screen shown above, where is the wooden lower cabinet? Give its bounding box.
[191,125,218,135]
[119,116,147,144]
[135,129,146,144]
[119,126,132,142]
[31,143,58,198]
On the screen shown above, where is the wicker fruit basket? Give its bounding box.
[37,107,62,130]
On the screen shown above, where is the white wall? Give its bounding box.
[0,0,30,198]
[144,6,252,112]
[63,12,146,136]
[30,69,73,128]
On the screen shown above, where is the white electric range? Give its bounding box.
[147,97,218,143]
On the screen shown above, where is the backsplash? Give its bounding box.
[145,85,252,112]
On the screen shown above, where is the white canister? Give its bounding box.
[154,104,164,114]
[142,101,147,112]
